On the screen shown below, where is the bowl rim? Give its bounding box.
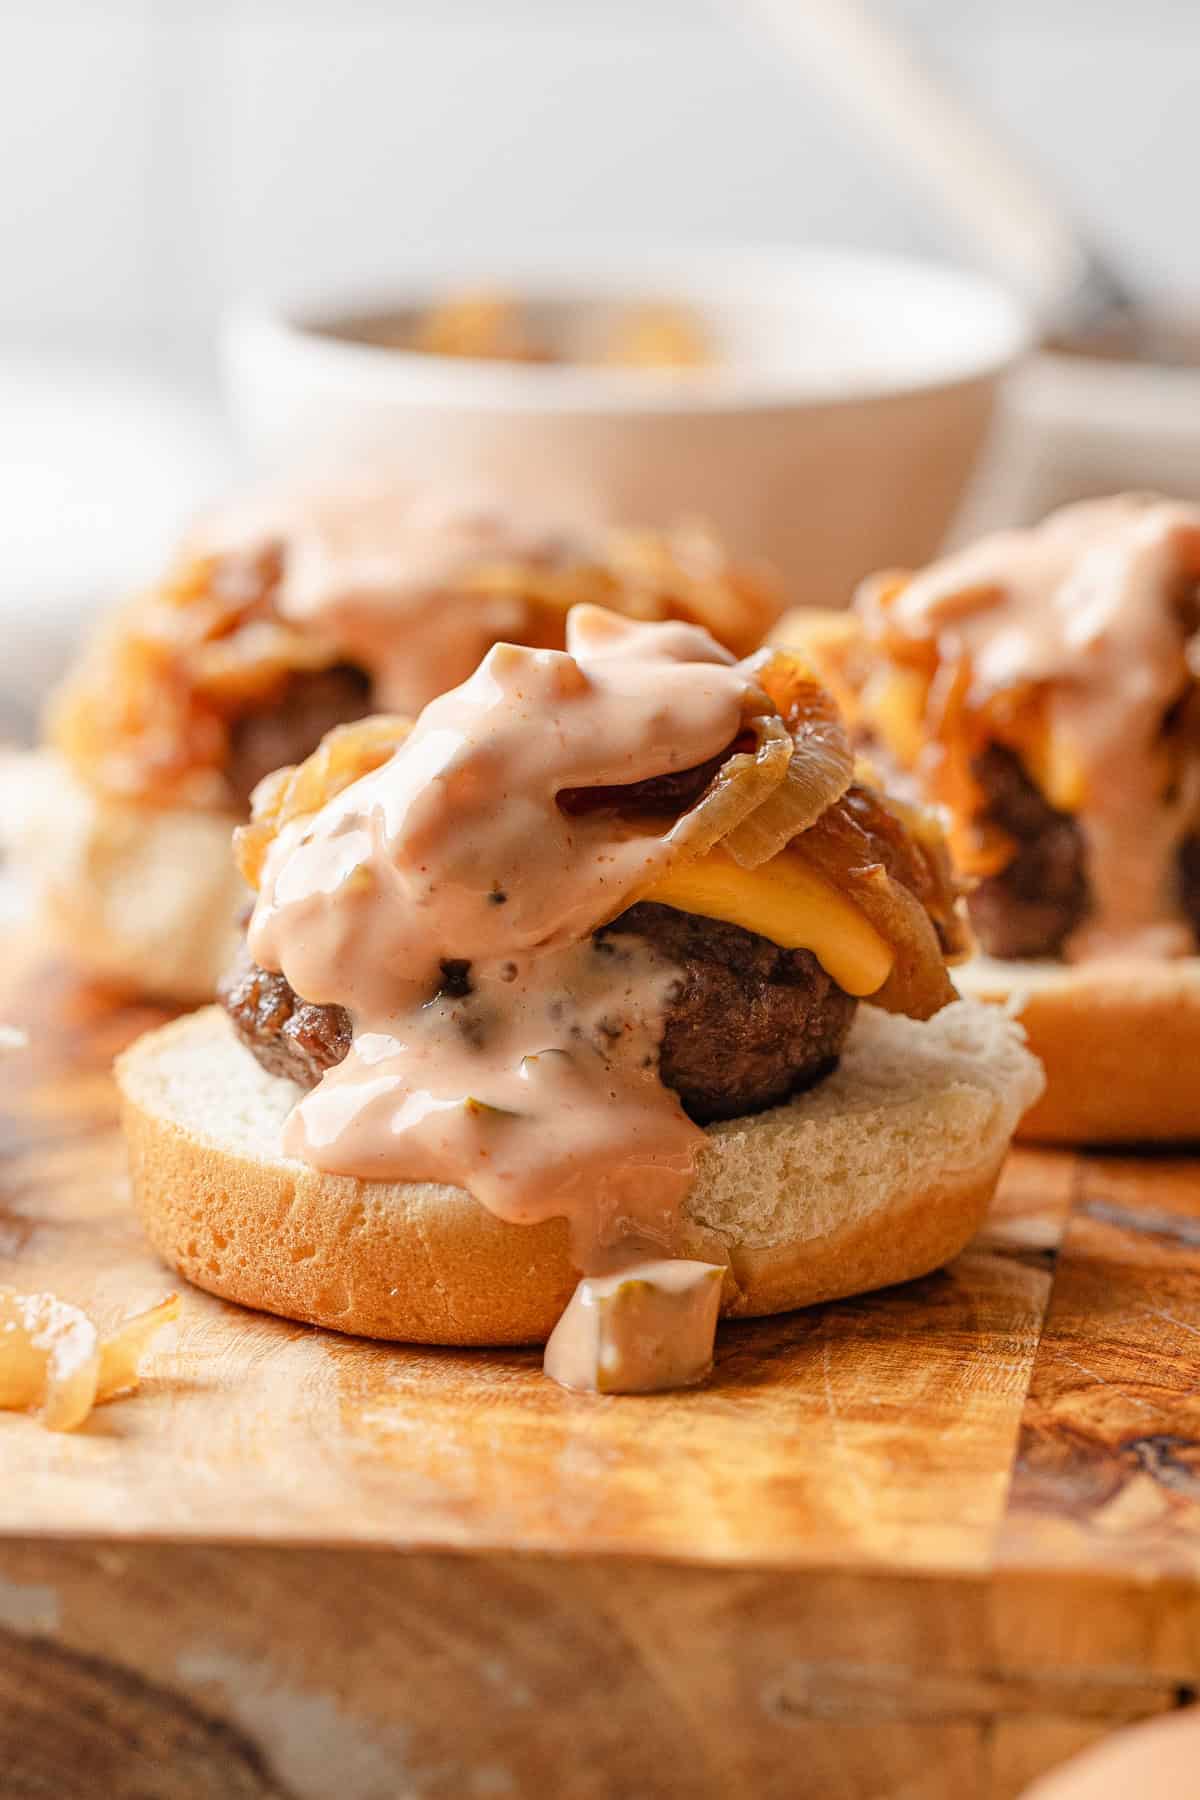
[223,243,1031,417]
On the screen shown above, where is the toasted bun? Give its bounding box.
[954,954,1200,1145]
[117,1000,1042,1346]
[0,754,244,1004]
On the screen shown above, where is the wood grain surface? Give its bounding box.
[1,940,1198,1800]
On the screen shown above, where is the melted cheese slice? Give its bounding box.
[864,663,1089,817]
[639,848,894,997]
[1021,731,1087,813]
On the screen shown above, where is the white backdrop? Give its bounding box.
[1,0,1198,718]
[5,0,1199,358]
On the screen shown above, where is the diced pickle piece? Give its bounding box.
[544,1259,723,1395]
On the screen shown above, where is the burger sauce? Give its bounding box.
[886,495,1200,960]
[248,609,756,1389]
[194,476,602,716]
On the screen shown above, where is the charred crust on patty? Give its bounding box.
[967,745,1092,960]
[218,951,352,1088]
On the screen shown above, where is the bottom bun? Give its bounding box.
[954,954,1200,1145]
[117,1000,1043,1346]
[1,752,244,1005]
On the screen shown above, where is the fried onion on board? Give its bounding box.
[0,1289,179,1432]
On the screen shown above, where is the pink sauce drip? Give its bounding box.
[886,496,1200,961]
[249,607,751,1010]
[191,476,604,716]
[249,608,756,1273]
[283,938,700,1265]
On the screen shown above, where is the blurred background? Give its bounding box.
[4,0,1199,698]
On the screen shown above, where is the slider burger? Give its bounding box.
[116,606,1041,1391]
[782,494,1200,1143]
[21,475,780,1002]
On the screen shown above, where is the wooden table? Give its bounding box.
[1,944,1198,1800]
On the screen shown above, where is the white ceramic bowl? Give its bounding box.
[222,247,1029,605]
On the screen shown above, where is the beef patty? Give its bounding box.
[967,745,1091,960]
[220,903,856,1127]
[599,902,856,1121]
[226,663,373,810]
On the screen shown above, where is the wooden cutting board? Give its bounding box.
[1,939,1198,1800]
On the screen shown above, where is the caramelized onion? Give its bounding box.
[840,864,953,1019]
[51,515,782,810]
[0,1290,99,1432]
[236,714,412,890]
[48,552,341,811]
[662,709,793,865]
[461,525,783,662]
[0,1288,179,1432]
[721,649,855,868]
[797,785,962,1018]
[96,1295,182,1402]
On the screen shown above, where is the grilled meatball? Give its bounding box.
[967,745,1090,960]
[226,664,372,809]
[221,903,856,1127]
[599,901,856,1121]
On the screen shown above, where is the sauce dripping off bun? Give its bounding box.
[241,608,964,1263]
